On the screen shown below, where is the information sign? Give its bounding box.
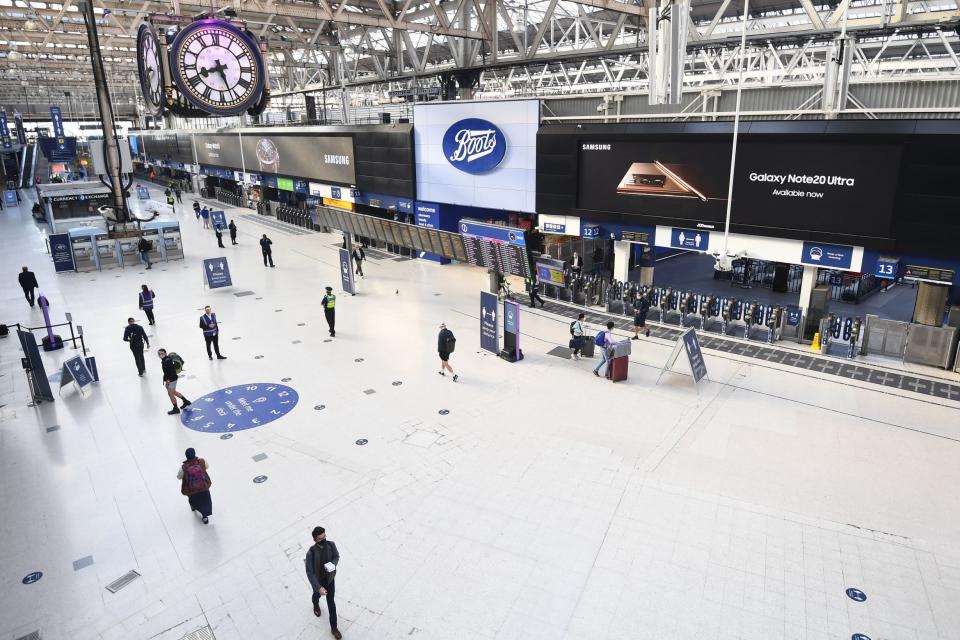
[670,227,709,251]
[210,210,227,229]
[800,241,853,270]
[480,291,499,354]
[136,186,150,200]
[339,248,356,295]
[61,356,94,390]
[536,260,566,286]
[502,299,521,362]
[4,190,17,204]
[657,328,709,389]
[904,264,954,284]
[875,256,899,279]
[459,220,532,279]
[49,233,75,272]
[203,257,233,289]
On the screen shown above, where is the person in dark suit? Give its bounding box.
[122,317,150,376]
[260,234,275,267]
[569,251,583,275]
[228,220,238,245]
[304,526,342,639]
[18,266,38,307]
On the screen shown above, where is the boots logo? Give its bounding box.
[443,118,506,174]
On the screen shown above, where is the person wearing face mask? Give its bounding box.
[304,526,342,638]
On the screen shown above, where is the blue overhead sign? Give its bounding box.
[339,248,356,294]
[459,220,526,246]
[49,106,66,150]
[415,201,439,228]
[681,328,708,384]
[801,241,853,270]
[480,291,499,354]
[875,256,899,279]
[181,383,299,433]
[0,110,12,149]
[49,233,75,272]
[443,118,507,174]
[203,257,233,288]
[670,227,709,251]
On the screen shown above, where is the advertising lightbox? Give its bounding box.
[240,133,355,185]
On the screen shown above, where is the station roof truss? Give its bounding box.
[0,0,957,117]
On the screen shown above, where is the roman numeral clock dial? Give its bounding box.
[136,24,165,115]
[170,20,265,117]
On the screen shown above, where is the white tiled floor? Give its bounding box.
[1,186,959,640]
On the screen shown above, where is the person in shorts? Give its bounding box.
[158,348,191,415]
[437,323,458,382]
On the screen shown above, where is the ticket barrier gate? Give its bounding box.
[819,314,863,358]
[96,237,120,270]
[70,236,96,272]
[118,239,140,268]
[142,229,163,264]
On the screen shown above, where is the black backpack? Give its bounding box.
[569,321,577,336]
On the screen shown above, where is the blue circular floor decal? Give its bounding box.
[180,383,299,433]
[846,588,867,602]
[22,571,43,584]
[852,634,872,640]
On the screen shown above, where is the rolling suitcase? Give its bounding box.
[580,334,595,358]
[606,355,628,382]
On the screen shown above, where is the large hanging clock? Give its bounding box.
[169,19,265,117]
[136,23,165,115]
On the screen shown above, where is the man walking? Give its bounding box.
[214,224,225,248]
[304,526,342,639]
[157,348,190,414]
[193,201,201,219]
[528,273,546,308]
[166,191,176,213]
[123,317,150,376]
[437,322,458,381]
[17,266,38,307]
[228,220,238,245]
[174,185,182,203]
[593,321,616,378]
[139,284,157,325]
[199,305,227,360]
[352,246,365,277]
[321,286,336,337]
[137,235,153,269]
[260,233,275,267]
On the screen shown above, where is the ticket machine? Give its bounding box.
[70,234,97,272]
[160,223,183,260]
[141,228,163,264]
[118,238,140,267]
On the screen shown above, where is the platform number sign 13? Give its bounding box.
[170,20,265,117]
[875,256,899,280]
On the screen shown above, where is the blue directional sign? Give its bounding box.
[480,291,499,354]
[61,356,94,389]
[875,256,899,279]
[49,233,75,272]
[211,210,227,229]
[785,306,802,327]
[339,248,356,294]
[180,383,299,433]
[670,228,709,251]
[4,190,17,204]
[136,186,150,200]
[0,110,12,149]
[681,328,708,384]
[203,257,233,289]
[502,299,521,361]
[802,241,853,270]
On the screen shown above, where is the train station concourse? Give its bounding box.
[1,0,960,638]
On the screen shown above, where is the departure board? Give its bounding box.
[438,232,455,259]
[450,235,468,262]
[407,227,424,252]
[371,218,387,243]
[458,220,532,278]
[395,225,412,249]
[417,228,434,253]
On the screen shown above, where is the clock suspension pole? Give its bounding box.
[79,0,132,226]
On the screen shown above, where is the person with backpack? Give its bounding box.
[123,317,150,376]
[304,526,342,639]
[193,201,201,219]
[593,321,616,377]
[632,292,651,339]
[569,313,585,360]
[137,235,153,269]
[177,448,212,524]
[157,348,190,414]
[437,323,458,381]
[139,284,157,325]
[352,246,365,277]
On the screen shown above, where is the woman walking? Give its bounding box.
[178,448,213,524]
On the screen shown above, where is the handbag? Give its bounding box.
[568,336,583,349]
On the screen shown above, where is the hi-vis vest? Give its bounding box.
[140,290,154,309]
[323,294,336,309]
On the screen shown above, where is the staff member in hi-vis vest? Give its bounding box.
[139,284,157,325]
[321,287,336,337]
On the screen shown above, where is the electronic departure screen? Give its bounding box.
[458,220,532,278]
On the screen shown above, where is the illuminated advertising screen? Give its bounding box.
[194,133,243,169]
[240,133,355,185]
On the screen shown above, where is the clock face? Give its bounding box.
[136,24,164,115]
[255,138,278,164]
[170,20,265,116]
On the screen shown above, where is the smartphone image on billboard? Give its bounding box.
[615,161,709,201]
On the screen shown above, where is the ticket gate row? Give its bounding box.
[277,205,312,229]
[818,313,864,359]
[67,223,182,272]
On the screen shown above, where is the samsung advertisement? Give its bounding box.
[577,140,902,242]
[240,133,355,185]
[194,134,243,169]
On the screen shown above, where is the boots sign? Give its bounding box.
[443,118,506,174]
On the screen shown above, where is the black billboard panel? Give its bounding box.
[194,133,243,169]
[241,133,355,185]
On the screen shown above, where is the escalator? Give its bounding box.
[18,142,36,188]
